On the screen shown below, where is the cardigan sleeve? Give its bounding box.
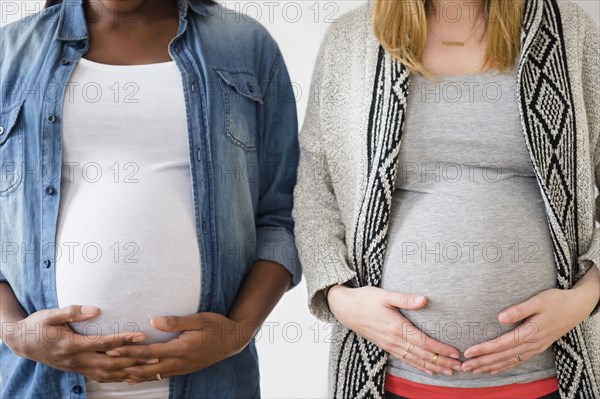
[575,6,600,318]
[292,28,357,323]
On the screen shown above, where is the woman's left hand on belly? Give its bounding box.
[460,266,600,375]
[104,312,252,384]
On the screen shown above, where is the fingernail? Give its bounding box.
[473,369,482,374]
[453,365,461,371]
[498,312,509,323]
[443,370,453,376]
[426,370,434,375]
[450,353,459,359]
[131,335,145,343]
[106,350,120,356]
[145,358,160,364]
[81,306,99,314]
[413,296,425,304]
[463,367,472,372]
[127,382,139,385]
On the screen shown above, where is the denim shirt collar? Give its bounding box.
[55,0,209,41]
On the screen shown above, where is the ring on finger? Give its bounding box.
[400,343,414,359]
[515,353,523,362]
[400,349,409,359]
[431,353,438,364]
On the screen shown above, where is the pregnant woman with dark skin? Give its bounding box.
[0,0,300,398]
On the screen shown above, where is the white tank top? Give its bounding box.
[55,57,202,398]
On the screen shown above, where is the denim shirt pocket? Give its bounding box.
[214,68,263,152]
[0,100,25,196]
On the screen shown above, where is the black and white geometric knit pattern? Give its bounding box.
[334,45,409,399]
[334,0,599,398]
[519,0,597,397]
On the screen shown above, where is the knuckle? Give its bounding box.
[65,305,78,322]
[87,375,101,383]
[40,312,53,325]
[55,341,71,358]
[166,316,178,329]
[99,338,114,353]
[106,359,123,371]
[140,347,152,360]
[399,295,410,307]
[62,356,77,370]
[99,370,113,381]
[431,364,446,374]
[127,368,142,378]
[437,357,454,369]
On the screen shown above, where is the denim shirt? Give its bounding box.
[0,0,300,397]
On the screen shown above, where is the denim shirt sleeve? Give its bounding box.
[254,48,301,289]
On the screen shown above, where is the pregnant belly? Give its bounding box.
[384,262,549,352]
[55,186,201,345]
[56,258,201,344]
[382,242,557,352]
[381,194,558,352]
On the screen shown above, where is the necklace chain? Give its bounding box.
[427,11,483,47]
[428,26,478,46]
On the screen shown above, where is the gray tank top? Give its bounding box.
[381,62,558,387]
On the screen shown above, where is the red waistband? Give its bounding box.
[385,373,559,399]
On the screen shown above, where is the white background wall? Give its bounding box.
[1,1,598,398]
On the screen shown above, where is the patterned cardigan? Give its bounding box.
[292,0,600,398]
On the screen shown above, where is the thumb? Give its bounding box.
[151,314,199,332]
[498,297,538,324]
[386,292,427,310]
[44,305,100,325]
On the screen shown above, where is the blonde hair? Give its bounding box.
[372,0,524,80]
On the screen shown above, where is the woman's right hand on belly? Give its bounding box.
[3,304,158,383]
[327,285,463,376]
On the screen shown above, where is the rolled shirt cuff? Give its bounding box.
[255,226,301,290]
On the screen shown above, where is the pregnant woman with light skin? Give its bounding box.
[294,0,600,398]
[0,0,300,397]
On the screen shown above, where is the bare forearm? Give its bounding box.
[0,282,27,341]
[227,260,291,341]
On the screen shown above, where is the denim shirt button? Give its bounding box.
[43,259,51,268]
[72,385,83,394]
[45,186,55,195]
[247,82,255,93]
[47,115,56,123]
[0,126,4,135]
[76,41,86,50]
[61,58,70,65]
